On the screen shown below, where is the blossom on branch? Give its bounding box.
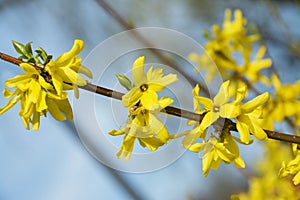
[0,40,92,130]
[122,56,177,110]
[109,56,177,160]
[45,40,93,98]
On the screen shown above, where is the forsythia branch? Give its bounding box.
[1,51,300,145]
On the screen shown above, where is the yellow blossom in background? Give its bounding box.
[232,141,300,199]
[279,144,300,185]
[122,56,177,110]
[45,39,93,98]
[263,74,300,128]
[188,9,271,86]
[234,45,272,85]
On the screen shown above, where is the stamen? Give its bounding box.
[139,84,148,92]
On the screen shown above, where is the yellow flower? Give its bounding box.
[233,141,300,199]
[279,144,300,185]
[233,84,269,143]
[122,56,178,110]
[0,63,72,130]
[45,39,93,98]
[109,97,172,160]
[195,80,240,131]
[189,133,245,177]
[264,73,300,127]
[235,45,272,85]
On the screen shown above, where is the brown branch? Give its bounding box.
[1,51,300,145]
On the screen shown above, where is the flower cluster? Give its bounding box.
[189,9,272,84]
[0,40,92,130]
[279,143,300,185]
[181,81,269,176]
[109,56,178,160]
[232,141,300,199]
[262,74,300,129]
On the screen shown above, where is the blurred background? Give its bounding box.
[0,0,300,199]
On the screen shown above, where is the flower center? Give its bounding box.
[139,84,148,92]
[213,105,220,112]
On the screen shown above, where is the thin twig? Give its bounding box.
[1,51,300,145]
[265,0,300,60]
[95,0,210,95]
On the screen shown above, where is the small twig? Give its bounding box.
[1,51,300,145]
[266,0,300,60]
[95,0,210,95]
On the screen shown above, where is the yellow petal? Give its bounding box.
[109,129,125,136]
[52,74,63,96]
[77,65,93,78]
[189,142,204,152]
[234,157,245,168]
[149,113,169,143]
[195,96,213,111]
[140,90,159,110]
[28,80,41,103]
[249,118,267,140]
[21,116,30,130]
[138,137,164,151]
[58,67,87,86]
[216,145,233,162]
[242,92,269,113]
[19,63,38,74]
[200,111,218,130]
[73,84,79,99]
[36,90,47,112]
[148,73,178,92]
[220,103,240,118]
[255,45,267,60]
[132,56,147,85]
[122,88,141,108]
[236,117,251,144]
[47,91,68,100]
[271,73,281,90]
[31,109,40,131]
[146,67,162,80]
[117,135,136,161]
[55,99,73,121]
[158,97,173,109]
[55,40,84,66]
[202,151,214,177]
[46,99,66,121]
[293,171,300,185]
[0,95,21,115]
[211,157,222,170]
[3,88,14,98]
[4,74,31,88]
[213,80,230,106]
[233,83,247,104]
[22,95,34,117]
[38,75,53,89]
